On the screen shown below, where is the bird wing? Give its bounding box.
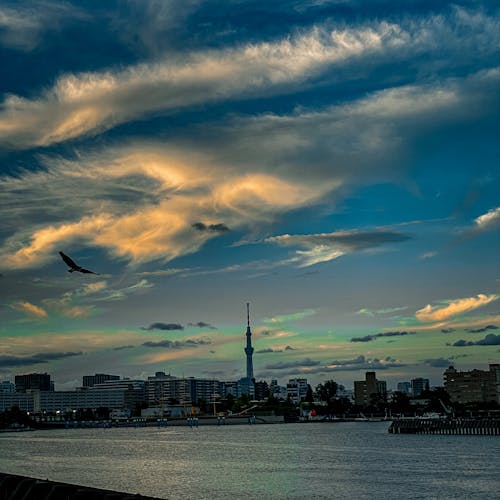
[59,251,78,269]
[80,268,98,274]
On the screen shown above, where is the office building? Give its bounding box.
[354,372,387,407]
[0,381,16,393]
[15,373,52,393]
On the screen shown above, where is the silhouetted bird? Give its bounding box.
[59,251,98,274]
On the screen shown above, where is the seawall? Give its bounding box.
[0,472,162,500]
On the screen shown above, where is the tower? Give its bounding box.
[244,302,255,382]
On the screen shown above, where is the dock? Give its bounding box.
[389,417,500,435]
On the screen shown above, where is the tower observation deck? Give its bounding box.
[244,302,255,382]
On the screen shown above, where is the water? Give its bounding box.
[1,422,499,499]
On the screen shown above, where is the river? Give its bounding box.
[1,422,499,499]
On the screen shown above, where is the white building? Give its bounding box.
[286,378,309,404]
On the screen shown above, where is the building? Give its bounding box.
[254,380,270,401]
[82,373,120,387]
[444,364,500,404]
[286,378,308,404]
[0,392,34,412]
[397,382,411,395]
[32,390,131,413]
[354,372,387,407]
[411,378,430,397]
[145,375,222,406]
[0,381,16,393]
[15,373,52,393]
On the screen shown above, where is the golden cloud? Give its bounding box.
[416,294,499,322]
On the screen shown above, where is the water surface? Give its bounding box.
[1,422,499,499]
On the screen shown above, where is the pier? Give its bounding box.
[389,417,500,435]
[0,472,161,500]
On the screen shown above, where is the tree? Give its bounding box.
[315,380,338,404]
[304,384,314,403]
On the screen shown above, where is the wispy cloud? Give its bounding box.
[416,294,499,322]
[264,309,316,323]
[474,207,500,231]
[142,337,211,348]
[266,229,411,266]
[466,324,498,333]
[351,331,415,342]
[11,300,48,319]
[422,357,452,368]
[0,351,82,368]
[264,358,321,370]
[2,8,497,148]
[356,306,408,317]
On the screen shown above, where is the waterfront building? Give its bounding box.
[145,371,177,405]
[0,392,34,412]
[15,373,52,393]
[354,372,387,407]
[286,378,308,404]
[32,389,131,413]
[444,364,500,404]
[411,378,430,397]
[397,382,411,395]
[0,381,16,393]
[82,373,120,387]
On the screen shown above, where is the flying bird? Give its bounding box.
[59,251,98,274]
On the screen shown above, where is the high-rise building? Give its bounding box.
[444,364,500,404]
[82,373,120,387]
[254,380,270,401]
[15,373,52,393]
[354,372,387,407]
[411,378,430,397]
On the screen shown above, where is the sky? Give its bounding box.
[0,0,499,391]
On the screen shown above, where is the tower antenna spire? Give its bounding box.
[247,302,250,328]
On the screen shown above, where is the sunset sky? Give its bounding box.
[1,0,499,391]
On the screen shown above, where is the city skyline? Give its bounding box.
[1,1,499,390]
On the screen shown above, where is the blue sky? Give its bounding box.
[0,0,499,390]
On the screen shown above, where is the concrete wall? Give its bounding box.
[0,472,161,499]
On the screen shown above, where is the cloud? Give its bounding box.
[141,322,184,331]
[452,334,500,347]
[113,345,135,351]
[2,8,498,148]
[356,306,408,316]
[441,328,455,333]
[351,331,415,342]
[264,309,316,323]
[423,357,452,368]
[0,351,82,368]
[474,207,500,231]
[256,345,297,354]
[300,355,405,373]
[466,324,498,333]
[187,322,217,329]
[266,229,411,266]
[11,300,48,319]
[1,65,498,271]
[142,337,211,348]
[0,2,87,51]
[192,222,230,232]
[416,294,499,322]
[264,358,321,370]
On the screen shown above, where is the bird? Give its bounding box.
[59,251,98,274]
